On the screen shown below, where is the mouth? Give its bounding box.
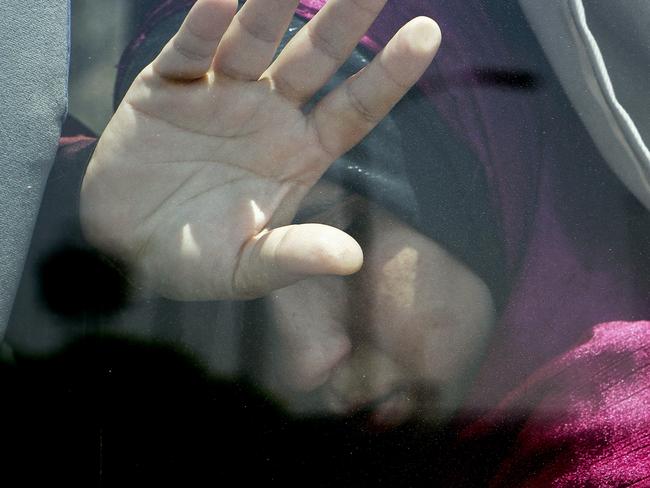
[365,389,416,430]
[325,386,417,430]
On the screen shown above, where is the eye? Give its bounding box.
[295,193,368,234]
[342,202,371,243]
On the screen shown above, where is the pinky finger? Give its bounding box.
[309,17,441,160]
[152,0,237,80]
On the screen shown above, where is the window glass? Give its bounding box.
[3,0,650,484]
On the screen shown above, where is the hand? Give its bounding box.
[80,0,440,300]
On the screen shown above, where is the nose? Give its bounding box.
[326,345,404,411]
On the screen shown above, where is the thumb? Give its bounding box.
[233,223,363,297]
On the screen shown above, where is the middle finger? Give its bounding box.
[264,0,387,104]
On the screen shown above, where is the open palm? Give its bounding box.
[81,0,440,300]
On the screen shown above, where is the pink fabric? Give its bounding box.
[463,321,650,486]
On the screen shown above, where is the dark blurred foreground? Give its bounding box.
[1,336,513,487]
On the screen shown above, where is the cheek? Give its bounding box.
[357,230,495,383]
[375,246,421,311]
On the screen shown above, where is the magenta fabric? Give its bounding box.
[462,321,650,486]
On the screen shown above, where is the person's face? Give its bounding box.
[256,181,495,427]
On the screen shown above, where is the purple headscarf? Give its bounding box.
[297,0,650,410]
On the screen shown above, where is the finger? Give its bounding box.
[213,0,300,80]
[265,0,387,104]
[309,17,441,160]
[152,0,238,80]
[233,224,363,297]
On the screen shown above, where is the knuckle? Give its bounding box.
[270,74,307,102]
[345,83,381,124]
[237,14,280,45]
[349,0,385,16]
[172,36,209,62]
[307,24,348,64]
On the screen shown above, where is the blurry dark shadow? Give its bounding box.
[0,336,505,486]
[3,333,635,486]
[38,246,131,321]
[473,68,541,90]
[428,67,543,92]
